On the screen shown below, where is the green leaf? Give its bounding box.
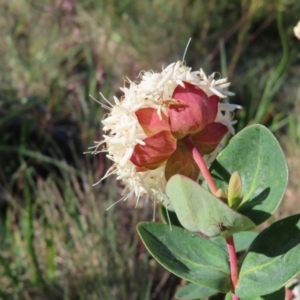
[225,287,284,300]
[159,205,183,228]
[137,222,231,293]
[212,231,258,252]
[233,231,258,252]
[175,282,218,300]
[166,175,256,237]
[210,125,288,225]
[236,214,300,298]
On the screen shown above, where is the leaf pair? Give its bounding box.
[138,214,300,299]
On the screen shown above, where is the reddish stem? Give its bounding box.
[190,144,218,194]
[190,141,240,299]
[227,236,239,300]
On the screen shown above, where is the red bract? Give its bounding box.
[130,82,228,180]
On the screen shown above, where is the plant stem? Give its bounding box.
[190,143,218,194]
[227,236,239,300]
[190,141,240,299]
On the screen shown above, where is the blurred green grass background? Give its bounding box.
[0,0,300,299]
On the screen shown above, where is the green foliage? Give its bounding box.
[166,175,256,237]
[159,205,182,228]
[211,231,258,253]
[141,126,295,299]
[160,205,258,252]
[0,0,299,299]
[210,125,288,225]
[137,222,231,293]
[236,214,300,298]
[175,282,218,300]
[0,174,157,299]
[226,288,285,300]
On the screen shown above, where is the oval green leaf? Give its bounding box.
[236,214,300,298]
[225,287,284,300]
[209,125,288,225]
[175,282,218,300]
[137,222,231,293]
[166,175,256,237]
[233,231,258,252]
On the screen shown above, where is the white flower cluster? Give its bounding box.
[91,61,241,206]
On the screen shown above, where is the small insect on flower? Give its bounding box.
[90,53,241,210]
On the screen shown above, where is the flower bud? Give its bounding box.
[227,171,243,208]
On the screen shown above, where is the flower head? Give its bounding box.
[93,61,241,205]
[130,81,229,181]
